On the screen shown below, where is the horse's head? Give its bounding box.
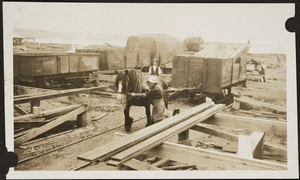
[116,70,129,101]
[115,69,144,101]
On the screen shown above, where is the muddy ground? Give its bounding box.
[13,42,287,171]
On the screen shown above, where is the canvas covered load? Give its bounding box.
[125,34,183,68]
[183,37,204,52]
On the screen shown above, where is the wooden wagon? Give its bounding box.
[168,42,250,104]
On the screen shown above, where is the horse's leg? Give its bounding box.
[124,103,133,132]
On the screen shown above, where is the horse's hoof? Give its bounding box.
[145,122,154,127]
[173,109,180,116]
[125,125,131,132]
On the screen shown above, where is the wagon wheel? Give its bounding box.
[74,79,85,88]
[35,80,46,88]
[188,91,196,101]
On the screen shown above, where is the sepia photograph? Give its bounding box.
[2,2,298,179]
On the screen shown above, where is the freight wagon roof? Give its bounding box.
[194,43,250,59]
[14,52,101,56]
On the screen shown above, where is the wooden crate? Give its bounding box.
[105,48,126,69]
[137,49,151,68]
[19,56,58,76]
[58,55,69,73]
[194,43,249,93]
[78,55,99,72]
[171,55,189,88]
[187,55,205,88]
[204,58,232,93]
[239,56,248,81]
[232,63,240,84]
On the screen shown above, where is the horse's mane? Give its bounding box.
[128,69,145,93]
[115,69,145,93]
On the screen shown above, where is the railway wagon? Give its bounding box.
[13,52,101,88]
[171,42,250,103]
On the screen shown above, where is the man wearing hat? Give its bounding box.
[148,58,163,76]
[128,75,165,126]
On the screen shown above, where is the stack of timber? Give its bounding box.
[77,103,224,165]
[111,131,286,171]
[14,104,89,147]
[231,81,286,119]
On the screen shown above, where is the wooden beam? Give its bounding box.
[162,164,195,170]
[191,123,286,158]
[251,132,265,159]
[30,100,40,113]
[191,123,238,141]
[237,135,253,159]
[14,85,108,104]
[112,131,285,170]
[14,105,88,147]
[234,96,286,113]
[178,129,189,142]
[147,142,287,170]
[14,128,37,139]
[14,105,29,115]
[77,111,87,127]
[14,104,82,121]
[121,159,163,171]
[205,113,286,136]
[151,158,170,168]
[77,103,213,162]
[231,87,286,100]
[109,104,225,163]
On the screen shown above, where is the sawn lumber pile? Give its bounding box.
[77,103,225,165]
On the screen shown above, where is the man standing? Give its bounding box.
[257,60,266,83]
[128,76,165,126]
[148,58,163,76]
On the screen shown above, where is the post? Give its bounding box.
[30,100,40,113]
[77,111,87,127]
[232,97,240,110]
[178,129,189,142]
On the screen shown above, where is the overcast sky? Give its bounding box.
[4,2,295,53]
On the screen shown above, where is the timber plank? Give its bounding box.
[77,103,213,162]
[151,158,170,168]
[231,87,286,100]
[14,105,88,147]
[112,131,286,170]
[110,104,225,162]
[14,104,82,121]
[147,142,287,170]
[191,123,238,141]
[14,105,29,115]
[121,159,163,171]
[251,132,265,159]
[206,113,286,136]
[14,85,108,104]
[234,96,286,112]
[162,164,195,170]
[191,123,286,158]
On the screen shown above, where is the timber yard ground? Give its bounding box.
[12,42,287,171]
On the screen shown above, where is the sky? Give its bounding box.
[4,2,295,54]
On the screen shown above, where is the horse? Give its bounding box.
[115,69,169,132]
